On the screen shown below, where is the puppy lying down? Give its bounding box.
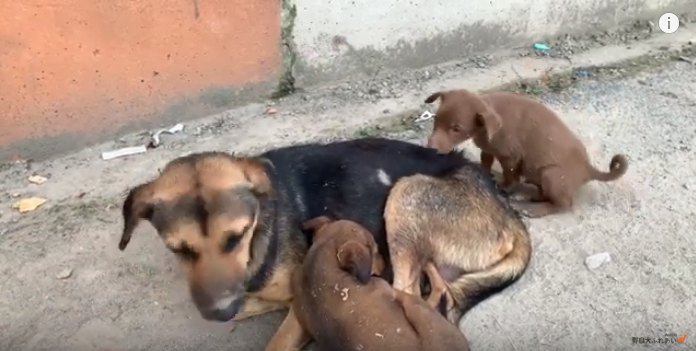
[279,217,469,351]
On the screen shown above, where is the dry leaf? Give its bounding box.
[28,175,48,185]
[12,197,47,213]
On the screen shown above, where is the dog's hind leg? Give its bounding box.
[512,167,573,217]
[390,243,423,297]
[424,262,453,314]
[446,227,531,322]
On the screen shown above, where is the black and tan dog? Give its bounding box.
[385,166,532,322]
[119,138,523,348]
[267,216,469,351]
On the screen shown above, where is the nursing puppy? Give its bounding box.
[425,89,628,217]
[269,217,469,351]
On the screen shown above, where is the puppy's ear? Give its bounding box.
[424,92,443,104]
[476,106,503,141]
[302,216,333,232]
[239,158,273,197]
[337,241,373,284]
[120,183,154,250]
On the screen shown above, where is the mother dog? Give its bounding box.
[119,138,526,340]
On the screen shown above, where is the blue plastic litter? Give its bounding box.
[574,70,592,78]
[533,43,551,52]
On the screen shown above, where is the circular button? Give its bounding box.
[659,13,679,34]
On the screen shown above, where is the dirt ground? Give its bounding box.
[1,30,695,350]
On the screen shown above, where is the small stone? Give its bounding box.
[56,268,73,279]
[585,252,611,270]
[13,197,47,213]
[265,107,278,115]
[28,175,48,185]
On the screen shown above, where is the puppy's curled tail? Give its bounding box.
[589,154,628,182]
[449,223,531,316]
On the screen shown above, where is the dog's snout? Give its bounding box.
[191,282,245,322]
[199,293,243,321]
[427,136,451,154]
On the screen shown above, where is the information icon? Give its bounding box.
[659,13,679,34]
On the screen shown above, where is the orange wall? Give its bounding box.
[0,0,281,158]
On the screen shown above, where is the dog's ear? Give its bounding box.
[424,92,443,104]
[337,241,373,284]
[120,183,154,250]
[302,216,333,233]
[239,158,273,197]
[476,106,503,141]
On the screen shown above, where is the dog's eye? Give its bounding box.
[171,243,198,261]
[451,124,462,133]
[223,235,242,252]
[222,224,252,252]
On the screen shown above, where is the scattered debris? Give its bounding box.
[585,252,612,269]
[56,268,73,280]
[340,287,350,301]
[533,43,552,54]
[10,193,20,198]
[28,175,48,185]
[101,145,147,160]
[678,56,695,65]
[574,70,592,78]
[375,333,384,339]
[415,111,435,123]
[12,197,47,213]
[265,107,279,115]
[149,123,185,148]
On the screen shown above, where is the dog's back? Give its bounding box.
[262,138,470,264]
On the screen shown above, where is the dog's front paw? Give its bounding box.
[510,201,533,217]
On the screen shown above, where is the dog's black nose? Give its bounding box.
[199,297,243,322]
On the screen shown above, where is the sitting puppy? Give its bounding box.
[425,89,628,217]
[268,217,469,351]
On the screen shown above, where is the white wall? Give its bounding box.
[291,0,691,83]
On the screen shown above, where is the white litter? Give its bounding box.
[415,111,435,122]
[56,268,73,279]
[28,175,48,185]
[101,145,147,160]
[150,123,185,148]
[585,252,612,270]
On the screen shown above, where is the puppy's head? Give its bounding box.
[303,217,383,284]
[120,152,273,322]
[425,90,502,153]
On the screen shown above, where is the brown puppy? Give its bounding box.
[424,89,628,217]
[268,217,469,351]
[385,166,531,322]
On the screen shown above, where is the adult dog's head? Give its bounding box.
[119,152,273,322]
